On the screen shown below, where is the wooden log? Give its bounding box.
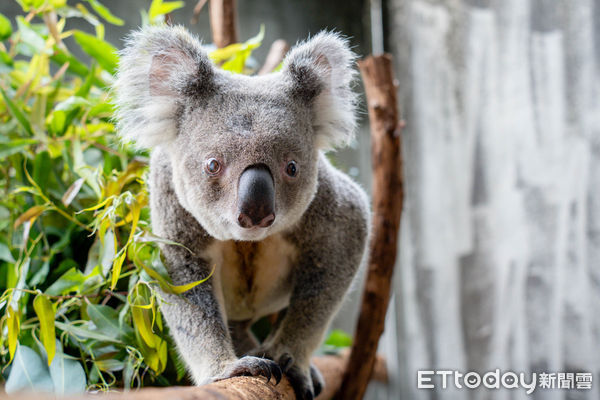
[209,0,238,48]
[337,54,404,400]
[0,352,387,400]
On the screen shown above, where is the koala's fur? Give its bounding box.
[114,25,370,399]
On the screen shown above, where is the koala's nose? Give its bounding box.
[237,164,276,229]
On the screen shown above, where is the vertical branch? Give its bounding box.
[209,0,238,48]
[258,39,289,75]
[337,54,404,400]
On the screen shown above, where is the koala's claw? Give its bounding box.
[278,353,294,371]
[309,364,324,397]
[276,353,323,400]
[217,356,282,385]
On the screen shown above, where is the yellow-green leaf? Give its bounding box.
[79,195,114,213]
[50,0,67,7]
[48,110,67,136]
[0,87,34,136]
[157,339,167,373]
[95,358,124,372]
[14,205,48,229]
[148,0,185,21]
[133,252,171,292]
[133,243,210,294]
[33,295,56,365]
[127,199,141,244]
[142,345,160,372]
[209,25,264,69]
[7,306,19,362]
[167,269,214,294]
[210,43,243,63]
[0,13,12,41]
[84,0,124,26]
[110,249,126,290]
[131,296,157,348]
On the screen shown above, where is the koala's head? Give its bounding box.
[114,26,357,241]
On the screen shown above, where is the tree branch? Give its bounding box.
[337,54,404,400]
[3,352,386,400]
[190,0,208,25]
[209,0,238,48]
[257,39,289,75]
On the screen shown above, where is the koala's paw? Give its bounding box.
[309,363,324,397]
[278,353,323,400]
[216,356,283,384]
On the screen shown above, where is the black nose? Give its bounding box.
[237,164,275,229]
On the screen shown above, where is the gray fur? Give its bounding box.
[114,25,369,399]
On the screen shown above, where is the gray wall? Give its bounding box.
[386,0,600,399]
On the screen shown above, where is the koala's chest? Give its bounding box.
[205,234,297,321]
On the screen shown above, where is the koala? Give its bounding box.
[114,25,370,400]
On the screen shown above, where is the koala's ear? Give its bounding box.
[282,31,358,150]
[113,25,215,149]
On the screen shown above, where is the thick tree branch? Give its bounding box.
[209,0,238,48]
[1,353,386,400]
[258,39,289,75]
[337,54,404,400]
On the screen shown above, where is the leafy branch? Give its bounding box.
[0,0,269,394]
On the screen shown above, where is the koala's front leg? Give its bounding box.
[254,233,367,399]
[159,280,234,383]
[159,279,282,385]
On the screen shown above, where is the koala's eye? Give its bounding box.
[285,161,298,177]
[204,158,221,176]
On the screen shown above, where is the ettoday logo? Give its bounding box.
[417,370,593,394]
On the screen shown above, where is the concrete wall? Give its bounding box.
[386,0,600,399]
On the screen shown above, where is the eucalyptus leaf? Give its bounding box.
[0,241,15,263]
[0,13,12,41]
[16,16,47,55]
[50,45,90,77]
[33,295,56,365]
[87,303,133,340]
[49,352,87,395]
[55,321,121,343]
[84,0,124,25]
[6,306,19,361]
[0,88,34,136]
[100,229,116,275]
[324,329,353,348]
[73,30,118,74]
[0,139,37,159]
[95,358,124,371]
[62,178,85,206]
[5,345,54,394]
[45,267,86,295]
[33,151,52,194]
[29,260,50,287]
[148,0,185,21]
[55,96,91,112]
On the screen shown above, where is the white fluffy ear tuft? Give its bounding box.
[113,25,214,149]
[282,31,358,150]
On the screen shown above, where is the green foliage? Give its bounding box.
[0,0,265,393]
[322,329,353,354]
